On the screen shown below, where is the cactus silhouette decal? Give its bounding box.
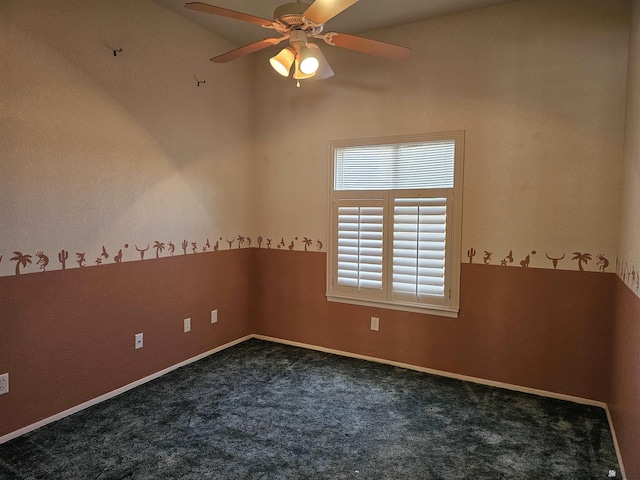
[467,248,476,264]
[58,250,69,270]
[181,240,188,255]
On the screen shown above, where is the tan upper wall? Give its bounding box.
[618,0,640,296]
[0,0,254,277]
[252,0,630,272]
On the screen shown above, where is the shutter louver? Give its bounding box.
[392,196,448,300]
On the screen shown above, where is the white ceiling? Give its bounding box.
[154,0,515,47]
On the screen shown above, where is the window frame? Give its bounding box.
[326,131,464,318]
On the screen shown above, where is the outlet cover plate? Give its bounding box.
[0,373,8,395]
[371,317,379,331]
[211,310,218,324]
[135,333,143,350]
[184,318,191,333]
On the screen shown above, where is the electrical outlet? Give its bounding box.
[184,318,191,333]
[135,333,143,350]
[211,310,218,324]
[0,373,8,395]
[371,317,379,331]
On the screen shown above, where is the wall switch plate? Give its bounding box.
[135,333,143,350]
[0,373,8,395]
[184,318,191,333]
[211,310,218,324]
[371,317,379,331]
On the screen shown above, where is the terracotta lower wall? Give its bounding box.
[253,249,615,402]
[0,250,253,438]
[610,279,640,479]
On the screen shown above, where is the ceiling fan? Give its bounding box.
[184,0,412,86]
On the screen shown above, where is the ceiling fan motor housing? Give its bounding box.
[274,2,311,26]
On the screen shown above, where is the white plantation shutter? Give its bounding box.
[328,132,463,316]
[334,195,386,300]
[392,192,450,306]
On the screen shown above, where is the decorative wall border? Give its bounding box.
[464,248,611,273]
[0,235,325,278]
[2,239,629,285]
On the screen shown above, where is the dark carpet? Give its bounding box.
[0,339,620,479]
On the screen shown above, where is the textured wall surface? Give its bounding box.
[0,250,253,438]
[251,0,629,271]
[0,0,254,277]
[253,250,615,402]
[610,1,640,477]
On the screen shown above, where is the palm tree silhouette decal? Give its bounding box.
[303,237,313,251]
[153,241,165,259]
[11,251,32,275]
[237,235,245,249]
[572,252,592,272]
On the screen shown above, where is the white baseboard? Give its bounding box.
[605,404,628,480]
[253,335,606,407]
[0,335,253,445]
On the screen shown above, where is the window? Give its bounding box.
[327,132,464,317]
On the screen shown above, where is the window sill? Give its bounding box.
[326,294,459,318]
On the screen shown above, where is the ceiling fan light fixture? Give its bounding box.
[270,47,295,76]
[293,58,316,80]
[297,46,320,75]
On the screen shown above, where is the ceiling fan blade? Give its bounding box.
[308,43,334,79]
[303,0,359,25]
[185,2,273,27]
[211,38,283,63]
[324,32,411,61]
